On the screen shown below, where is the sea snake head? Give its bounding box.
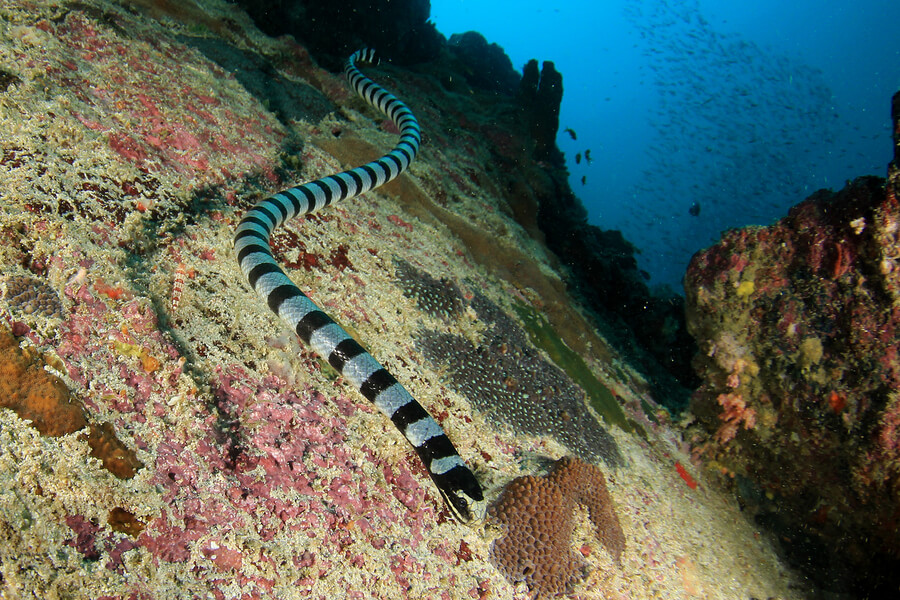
[436,466,487,524]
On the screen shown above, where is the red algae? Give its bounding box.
[675,461,698,490]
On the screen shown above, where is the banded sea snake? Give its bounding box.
[233,49,485,523]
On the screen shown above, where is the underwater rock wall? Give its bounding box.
[683,91,900,594]
[232,0,441,67]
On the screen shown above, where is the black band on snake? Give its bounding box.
[233,49,485,523]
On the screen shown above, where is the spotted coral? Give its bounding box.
[489,456,625,597]
[3,275,63,319]
[393,257,464,320]
[417,289,621,466]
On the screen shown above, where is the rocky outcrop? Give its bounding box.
[447,31,520,96]
[233,0,442,67]
[518,59,564,164]
[683,91,900,596]
[519,166,698,410]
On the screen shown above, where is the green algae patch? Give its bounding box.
[512,301,632,433]
[640,398,660,425]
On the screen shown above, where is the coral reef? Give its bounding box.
[84,421,144,480]
[683,93,900,594]
[489,456,625,597]
[231,0,697,400]
[394,258,625,463]
[0,1,811,598]
[510,301,631,432]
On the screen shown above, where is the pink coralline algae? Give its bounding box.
[713,391,756,444]
[30,9,284,209]
[683,91,900,592]
[112,364,465,597]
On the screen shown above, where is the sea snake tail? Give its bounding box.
[233,49,485,524]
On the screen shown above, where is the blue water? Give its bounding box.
[430,0,900,291]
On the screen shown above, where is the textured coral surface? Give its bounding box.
[490,457,625,597]
[684,97,900,591]
[418,289,622,467]
[0,1,806,599]
[3,275,63,318]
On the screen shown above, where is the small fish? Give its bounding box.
[584,149,592,164]
[581,175,587,185]
[564,127,577,140]
[171,262,187,312]
[689,202,701,217]
[575,152,582,164]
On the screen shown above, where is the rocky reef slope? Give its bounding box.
[0,1,801,599]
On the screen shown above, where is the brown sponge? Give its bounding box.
[0,325,142,478]
[0,325,86,436]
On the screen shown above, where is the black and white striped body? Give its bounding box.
[233,49,484,523]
